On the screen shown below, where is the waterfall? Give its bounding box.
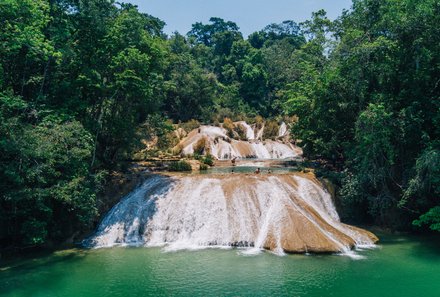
[87,173,378,254]
[85,175,173,247]
[236,121,255,140]
[177,122,302,160]
[278,122,288,137]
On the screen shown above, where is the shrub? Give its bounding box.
[223,117,235,138]
[180,119,201,133]
[202,154,215,166]
[254,115,264,130]
[263,120,279,140]
[193,137,206,155]
[413,207,440,231]
[158,130,179,150]
[199,164,209,170]
[172,144,183,155]
[234,123,248,140]
[169,160,192,171]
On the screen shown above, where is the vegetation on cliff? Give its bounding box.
[284,0,440,231]
[0,0,439,248]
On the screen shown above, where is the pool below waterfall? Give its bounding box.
[1,233,440,297]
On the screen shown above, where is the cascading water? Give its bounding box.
[85,175,173,247]
[87,173,378,255]
[278,122,288,137]
[236,121,256,140]
[176,121,302,160]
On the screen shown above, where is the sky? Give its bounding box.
[126,0,353,37]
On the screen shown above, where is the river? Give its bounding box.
[1,233,439,297]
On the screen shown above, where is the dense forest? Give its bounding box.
[1,0,439,249]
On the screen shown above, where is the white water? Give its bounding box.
[237,161,266,167]
[278,122,288,137]
[86,176,173,247]
[250,142,272,159]
[236,121,255,140]
[264,141,298,159]
[177,121,301,160]
[286,177,375,252]
[255,124,265,141]
[87,174,376,256]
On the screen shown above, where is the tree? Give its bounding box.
[0,0,168,247]
[163,53,217,122]
[249,20,305,49]
[0,0,55,101]
[49,2,168,165]
[0,93,99,246]
[285,0,440,230]
[188,17,240,47]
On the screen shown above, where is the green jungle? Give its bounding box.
[1,0,439,255]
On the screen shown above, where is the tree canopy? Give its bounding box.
[1,0,439,249]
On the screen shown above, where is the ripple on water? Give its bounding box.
[2,235,440,297]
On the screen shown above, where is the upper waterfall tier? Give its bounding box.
[174,121,303,160]
[87,173,378,254]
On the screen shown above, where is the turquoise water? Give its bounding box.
[1,233,439,297]
[201,165,300,174]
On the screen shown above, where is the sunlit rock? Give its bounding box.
[87,173,378,254]
[175,121,303,160]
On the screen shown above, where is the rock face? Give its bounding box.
[175,122,303,160]
[87,173,378,254]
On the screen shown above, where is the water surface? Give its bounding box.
[1,233,439,297]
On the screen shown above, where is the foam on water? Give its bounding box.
[87,173,376,257]
[237,161,266,167]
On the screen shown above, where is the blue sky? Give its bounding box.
[125,0,353,37]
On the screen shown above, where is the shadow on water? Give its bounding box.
[0,249,88,296]
[375,231,440,261]
[406,234,440,260]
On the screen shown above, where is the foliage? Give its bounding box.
[0,93,99,245]
[222,117,235,138]
[188,17,240,47]
[172,144,184,156]
[0,0,167,247]
[193,138,206,155]
[2,0,440,249]
[168,160,192,172]
[263,121,280,140]
[137,114,175,152]
[254,116,264,130]
[180,119,201,133]
[234,123,248,140]
[401,147,440,229]
[413,207,440,232]
[163,52,217,122]
[199,164,209,171]
[285,0,440,230]
[201,154,215,166]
